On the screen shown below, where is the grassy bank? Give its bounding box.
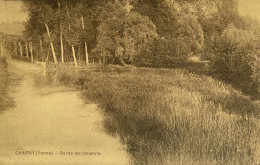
[0,56,14,112]
[55,65,259,165]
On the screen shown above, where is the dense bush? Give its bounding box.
[92,2,157,65]
[209,24,260,94]
[135,38,187,68]
[135,13,204,68]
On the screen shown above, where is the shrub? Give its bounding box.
[92,1,157,65]
[11,55,31,62]
[209,24,260,94]
[135,14,204,69]
[135,38,187,68]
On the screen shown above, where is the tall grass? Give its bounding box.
[11,55,31,62]
[57,65,260,165]
[0,57,14,112]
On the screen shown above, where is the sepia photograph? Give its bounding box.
[0,0,259,164]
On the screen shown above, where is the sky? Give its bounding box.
[238,0,260,20]
[0,0,260,23]
[0,0,27,23]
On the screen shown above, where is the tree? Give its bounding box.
[132,0,177,38]
[62,2,82,67]
[210,24,259,94]
[57,0,64,63]
[92,1,157,65]
[174,14,204,57]
[221,24,256,47]
[73,1,90,65]
[22,1,59,64]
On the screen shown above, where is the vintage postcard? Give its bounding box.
[0,0,259,165]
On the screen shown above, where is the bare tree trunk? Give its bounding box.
[84,42,89,65]
[80,2,89,65]
[44,22,58,65]
[71,45,78,67]
[50,41,57,64]
[81,14,89,65]
[60,32,64,63]
[65,3,71,30]
[66,2,77,67]
[25,43,29,58]
[29,41,34,63]
[81,15,84,30]
[58,1,64,63]
[18,42,23,56]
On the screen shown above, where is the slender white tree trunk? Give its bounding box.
[71,45,78,67]
[80,2,89,65]
[44,22,58,64]
[50,42,57,64]
[81,15,89,65]
[66,3,78,68]
[84,41,89,65]
[65,3,71,30]
[58,1,64,63]
[60,32,64,63]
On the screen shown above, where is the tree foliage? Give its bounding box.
[92,2,157,65]
[2,0,257,94]
[210,24,259,94]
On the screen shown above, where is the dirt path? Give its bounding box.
[0,60,130,165]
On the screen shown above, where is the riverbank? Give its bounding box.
[0,56,14,112]
[3,57,260,164]
[55,64,260,165]
[0,58,130,165]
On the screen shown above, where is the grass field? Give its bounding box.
[56,65,260,165]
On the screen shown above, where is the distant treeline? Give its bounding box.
[0,22,25,35]
[0,0,259,94]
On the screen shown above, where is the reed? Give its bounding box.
[58,65,260,165]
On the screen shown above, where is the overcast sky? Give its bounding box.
[0,0,260,23]
[239,0,260,20]
[0,1,27,23]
